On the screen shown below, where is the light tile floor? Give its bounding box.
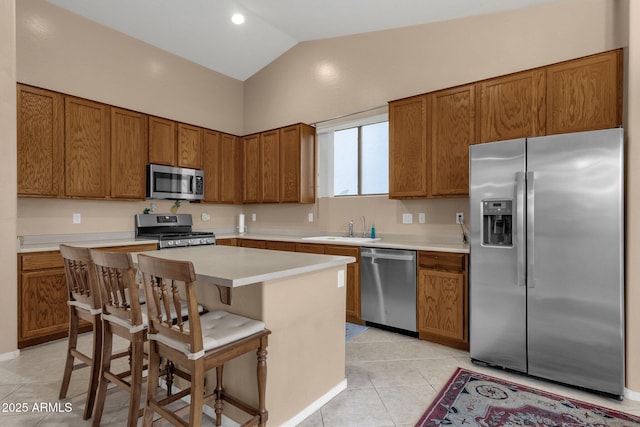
[1,327,639,426]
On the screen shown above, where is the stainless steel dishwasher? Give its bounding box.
[360,247,417,334]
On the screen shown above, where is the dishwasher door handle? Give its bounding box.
[361,252,415,262]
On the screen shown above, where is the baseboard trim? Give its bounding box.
[625,387,640,401]
[0,349,20,362]
[280,379,348,427]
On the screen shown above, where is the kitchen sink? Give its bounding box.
[301,236,381,243]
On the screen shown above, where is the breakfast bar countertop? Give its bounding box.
[129,244,355,287]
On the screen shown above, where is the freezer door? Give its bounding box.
[526,128,624,396]
[469,138,527,372]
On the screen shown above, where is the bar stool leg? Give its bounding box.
[214,365,224,426]
[84,319,103,420]
[257,337,268,427]
[128,337,144,426]
[91,323,113,426]
[143,341,160,427]
[189,358,205,427]
[59,311,79,400]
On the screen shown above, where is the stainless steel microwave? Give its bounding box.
[146,164,204,200]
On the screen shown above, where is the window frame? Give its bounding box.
[317,113,389,198]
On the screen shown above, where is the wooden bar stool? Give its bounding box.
[137,254,271,427]
[89,249,147,427]
[58,244,103,420]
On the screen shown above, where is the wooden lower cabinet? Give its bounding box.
[325,245,362,325]
[17,243,157,349]
[417,251,469,350]
[239,239,267,249]
[265,241,297,252]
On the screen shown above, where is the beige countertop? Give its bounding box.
[129,245,355,288]
[18,237,158,253]
[217,232,470,254]
[17,229,469,254]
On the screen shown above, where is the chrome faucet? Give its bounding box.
[348,220,354,237]
[360,215,367,238]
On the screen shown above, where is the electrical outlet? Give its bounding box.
[308,212,314,222]
[73,213,81,224]
[456,212,464,224]
[418,212,426,224]
[251,213,257,221]
[402,213,413,224]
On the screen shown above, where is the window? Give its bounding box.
[332,121,389,196]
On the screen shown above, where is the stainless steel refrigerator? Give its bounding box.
[469,127,625,397]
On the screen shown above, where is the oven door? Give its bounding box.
[146,164,204,200]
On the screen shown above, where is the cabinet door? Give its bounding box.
[546,50,622,135]
[110,108,148,199]
[177,123,203,169]
[261,130,280,202]
[65,97,110,198]
[280,124,315,203]
[149,116,176,166]
[220,134,242,204]
[429,85,475,197]
[243,133,261,203]
[477,69,546,143]
[203,129,221,202]
[418,269,465,341]
[19,267,69,348]
[326,245,361,324]
[17,85,64,197]
[388,95,428,198]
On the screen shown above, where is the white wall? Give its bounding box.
[0,0,17,356]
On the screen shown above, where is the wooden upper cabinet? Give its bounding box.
[64,96,110,198]
[177,123,203,169]
[203,129,221,203]
[243,133,261,203]
[546,50,622,135]
[429,84,475,197]
[280,123,316,203]
[477,69,546,143]
[148,116,176,166]
[110,108,148,199]
[17,84,64,197]
[260,130,280,203]
[388,95,428,199]
[219,133,243,204]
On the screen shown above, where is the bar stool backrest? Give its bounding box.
[59,244,101,311]
[90,249,143,327]
[137,254,204,354]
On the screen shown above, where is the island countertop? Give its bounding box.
[129,245,355,288]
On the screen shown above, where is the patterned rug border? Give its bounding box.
[415,367,640,427]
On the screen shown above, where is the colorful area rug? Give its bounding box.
[416,367,640,426]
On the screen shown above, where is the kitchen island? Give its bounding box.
[129,245,355,427]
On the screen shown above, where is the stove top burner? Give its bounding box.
[135,213,216,249]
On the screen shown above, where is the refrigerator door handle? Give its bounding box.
[515,172,526,287]
[526,170,535,288]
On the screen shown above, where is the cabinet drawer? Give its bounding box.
[240,239,267,249]
[418,251,465,272]
[20,251,64,271]
[295,243,325,254]
[325,245,359,259]
[266,241,297,252]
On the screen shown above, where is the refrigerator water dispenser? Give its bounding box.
[482,200,512,246]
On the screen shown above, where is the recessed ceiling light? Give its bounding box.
[231,13,245,25]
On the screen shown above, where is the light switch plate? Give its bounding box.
[72,213,81,224]
[337,270,345,288]
[252,213,257,221]
[308,212,314,222]
[402,213,413,224]
[418,212,426,224]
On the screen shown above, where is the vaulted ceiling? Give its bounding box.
[47,0,565,81]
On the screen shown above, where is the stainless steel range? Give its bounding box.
[135,213,215,249]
